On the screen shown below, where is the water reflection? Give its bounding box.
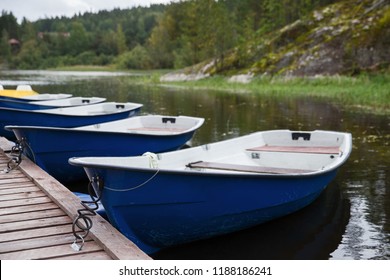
[331,196,390,260]
[153,182,350,260]
[1,70,389,259]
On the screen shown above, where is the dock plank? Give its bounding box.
[0,202,59,216]
[0,190,46,201]
[0,137,151,260]
[0,196,52,208]
[50,251,112,260]
[0,182,36,190]
[0,224,76,243]
[0,241,104,260]
[0,172,26,179]
[0,208,66,224]
[0,233,93,254]
[0,177,33,185]
[0,186,41,195]
[0,216,72,233]
[17,155,151,260]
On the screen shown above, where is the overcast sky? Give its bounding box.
[2,0,176,22]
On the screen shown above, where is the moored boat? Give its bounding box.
[6,115,204,183]
[0,96,106,110]
[0,85,38,98]
[69,129,352,254]
[0,85,72,100]
[0,102,143,140]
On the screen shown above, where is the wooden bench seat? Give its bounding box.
[246,145,340,154]
[187,161,312,174]
[127,127,186,132]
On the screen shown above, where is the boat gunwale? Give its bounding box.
[5,115,205,137]
[68,158,341,178]
[0,102,143,116]
[69,129,352,179]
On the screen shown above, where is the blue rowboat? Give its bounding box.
[0,96,106,110]
[6,115,204,183]
[0,102,143,140]
[69,129,352,254]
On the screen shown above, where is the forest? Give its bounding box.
[0,0,373,71]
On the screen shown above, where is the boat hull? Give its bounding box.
[0,105,141,140]
[83,166,338,254]
[0,97,105,110]
[69,129,352,254]
[10,126,199,183]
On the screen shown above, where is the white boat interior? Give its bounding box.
[71,130,352,176]
[36,102,143,116]
[17,93,73,100]
[76,115,205,135]
[30,96,106,107]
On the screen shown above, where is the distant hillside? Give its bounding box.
[164,0,389,80]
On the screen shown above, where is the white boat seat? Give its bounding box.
[186,161,312,174]
[0,85,3,90]
[127,127,186,132]
[246,145,340,154]
[16,85,33,91]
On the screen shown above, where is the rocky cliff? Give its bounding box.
[162,0,389,81]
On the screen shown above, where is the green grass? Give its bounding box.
[146,74,390,115]
[50,65,117,71]
[48,67,390,114]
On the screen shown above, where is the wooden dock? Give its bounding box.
[0,138,151,260]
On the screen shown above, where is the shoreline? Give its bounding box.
[1,68,389,115]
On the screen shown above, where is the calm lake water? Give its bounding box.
[1,70,389,260]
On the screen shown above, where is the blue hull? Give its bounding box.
[0,99,58,110]
[0,106,140,140]
[11,127,197,183]
[83,166,338,254]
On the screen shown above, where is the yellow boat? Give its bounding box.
[0,85,38,98]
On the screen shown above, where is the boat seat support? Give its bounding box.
[246,145,340,154]
[186,161,311,174]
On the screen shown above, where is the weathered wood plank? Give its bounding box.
[17,157,151,260]
[0,196,52,208]
[0,216,72,233]
[49,251,112,260]
[0,240,103,260]
[0,182,36,190]
[0,202,59,216]
[0,139,151,260]
[0,138,15,151]
[0,177,33,185]
[0,186,41,195]
[0,172,26,179]
[0,233,92,254]
[0,208,66,224]
[0,190,46,201]
[0,224,75,243]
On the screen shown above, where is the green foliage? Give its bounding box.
[0,5,164,69]
[1,0,386,74]
[116,24,127,55]
[0,11,19,38]
[0,30,11,62]
[115,44,153,69]
[13,39,45,69]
